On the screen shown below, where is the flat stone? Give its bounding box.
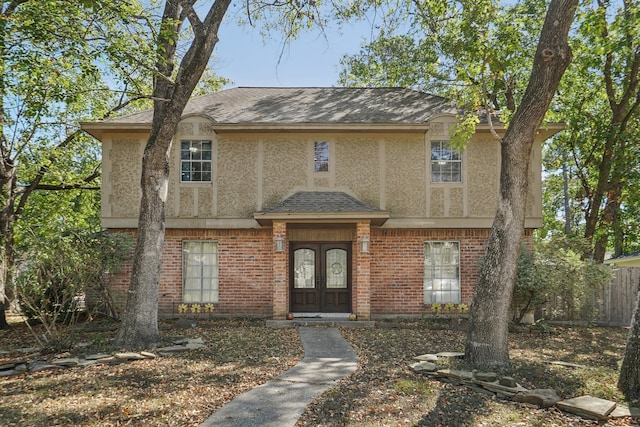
[435,351,465,359]
[29,362,63,372]
[185,343,206,350]
[16,347,39,354]
[513,389,562,408]
[546,360,587,369]
[437,369,474,382]
[51,357,80,367]
[414,354,439,362]
[0,362,17,370]
[77,360,98,367]
[94,356,118,364]
[609,404,640,418]
[0,369,19,376]
[114,352,146,360]
[474,379,527,394]
[410,361,438,372]
[14,364,27,373]
[187,337,204,345]
[156,345,188,352]
[140,351,157,359]
[557,395,617,420]
[474,372,497,382]
[85,353,112,360]
[499,376,517,387]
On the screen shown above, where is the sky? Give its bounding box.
[213,18,372,88]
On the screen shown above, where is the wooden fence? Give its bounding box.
[541,267,640,326]
[596,267,640,326]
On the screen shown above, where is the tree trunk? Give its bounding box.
[464,0,576,372]
[618,282,640,400]
[114,0,231,349]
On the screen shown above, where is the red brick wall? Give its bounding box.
[369,229,490,316]
[106,227,534,318]
[108,228,273,317]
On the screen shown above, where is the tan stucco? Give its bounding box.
[98,116,547,229]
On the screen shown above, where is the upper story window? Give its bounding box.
[181,140,212,182]
[431,140,461,183]
[314,141,329,172]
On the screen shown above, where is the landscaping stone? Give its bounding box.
[85,353,111,360]
[156,345,188,352]
[437,369,474,382]
[0,369,18,377]
[141,351,157,359]
[14,363,27,373]
[435,351,465,359]
[51,357,80,367]
[29,361,63,372]
[0,362,17,370]
[474,372,497,382]
[499,376,517,387]
[473,379,527,394]
[513,389,562,408]
[410,361,438,372]
[186,342,207,350]
[414,354,438,362]
[557,395,617,420]
[77,360,98,368]
[114,352,147,361]
[95,356,118,364]
[546,360,587,369]
[609,404,640,418]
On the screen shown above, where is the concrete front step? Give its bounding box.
[266,319,375,328]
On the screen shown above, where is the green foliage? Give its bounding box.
[16,229,132,352]
[513,236,614,323]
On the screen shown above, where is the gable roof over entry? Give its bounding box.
[254,192,389,226]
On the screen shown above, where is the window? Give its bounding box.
[181,140,212,182]
[314,141,329,172]
[424,241,460,304]
[182,241,218,303]
[431,141,461,183]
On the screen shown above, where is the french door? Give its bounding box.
[289,242,351,313]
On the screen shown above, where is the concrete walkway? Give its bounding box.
[199,327,358,427]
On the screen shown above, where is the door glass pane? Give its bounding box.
[326,249,347,289]
[294,249,315,289]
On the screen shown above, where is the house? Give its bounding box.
[604,252,640,267]
[81,87,561,320]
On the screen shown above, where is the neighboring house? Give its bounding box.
[81,87,561,320]
[604,252,640,267]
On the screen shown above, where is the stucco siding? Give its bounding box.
[109,137,143,217]
[467,137,500,217]
[335,136,379,206]
[262,136,307,208]
[384,135,426,216]
[217,137,259,217]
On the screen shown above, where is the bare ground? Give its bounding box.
[1,316,638,427]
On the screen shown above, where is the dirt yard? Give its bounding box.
[0,316,637,426]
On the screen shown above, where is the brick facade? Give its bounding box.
[105,227,534,319]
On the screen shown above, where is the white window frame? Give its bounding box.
[181,140,212,182]
[182,241,219,303]
[430,140,462,183]
[424,241,461,304]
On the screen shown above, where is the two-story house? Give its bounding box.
[81,87,561,320]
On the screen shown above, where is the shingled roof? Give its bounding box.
[254,192,389,226]
[102,87,457,125]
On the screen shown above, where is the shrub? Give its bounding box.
[15,229,132,352]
